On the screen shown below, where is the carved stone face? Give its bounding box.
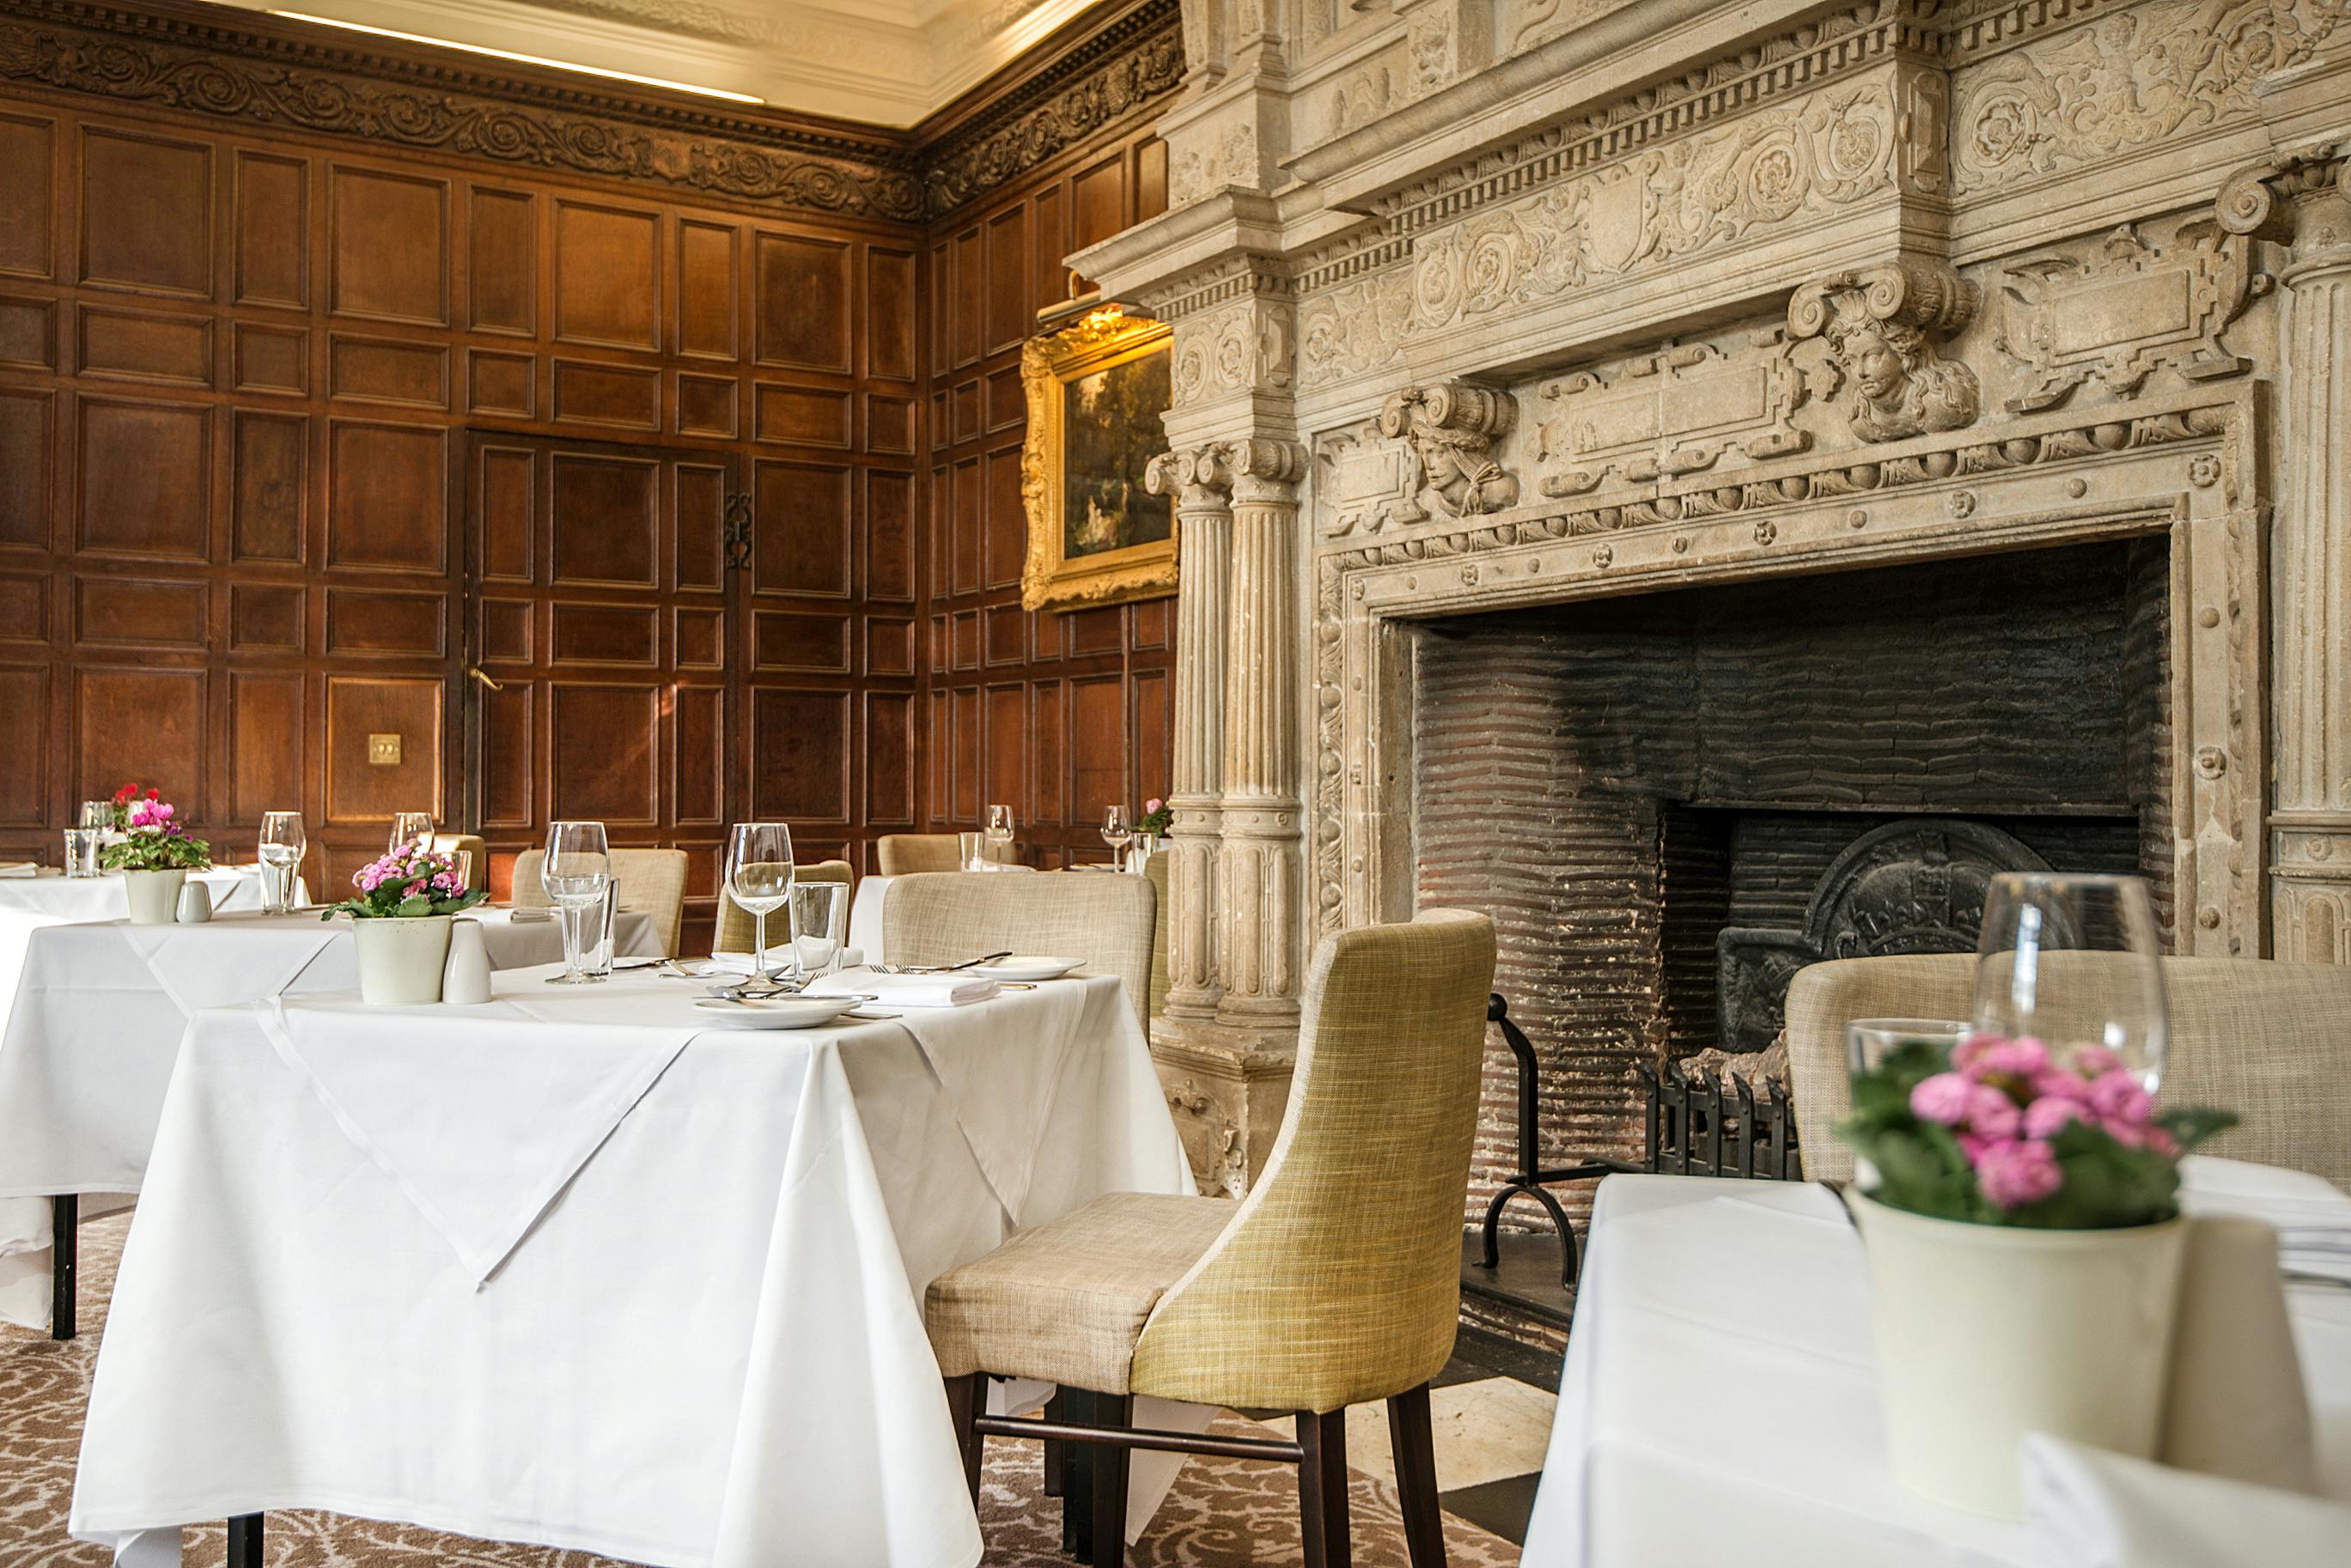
[1849,325,1907,404]
[1418,435,1465,489]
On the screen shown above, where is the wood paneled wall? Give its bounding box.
[0,0,1179,940]
[923,130,1172,869]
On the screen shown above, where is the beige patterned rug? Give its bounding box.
[2,1215,1520,1566]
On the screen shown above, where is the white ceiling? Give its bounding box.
[226,0,1110,125]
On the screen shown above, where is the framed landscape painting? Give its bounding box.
[1020,307,1176,611]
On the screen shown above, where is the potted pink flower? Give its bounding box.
[319,843,485,1003]
[98,787,210,924]
[1837,1031,2235,1516]
[1135,797,1172,859]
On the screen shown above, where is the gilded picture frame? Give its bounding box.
[1020,307,1176,612]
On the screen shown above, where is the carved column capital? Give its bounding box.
[2215,143,2349,243]
[1146,444,1238,509]
[1374,381,1520,518]
[1787,262,1981,443]
[1223,437,1307,504]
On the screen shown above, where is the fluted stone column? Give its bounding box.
[2271,226,2351,962]
[1145,445,1234,1019]
[1215,439,1308,1030]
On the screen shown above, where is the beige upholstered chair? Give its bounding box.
[877,832,1021,874]
[715,859,852,954]
[923,908,1497,1568]
[510,847,690,958]
[1786,954,2351,1191]
[879,872,1154,1028]
[1142,849,1170,1023]
[426,833,488,891]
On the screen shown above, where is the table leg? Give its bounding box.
[227,1513,263,1567]
[51,1194,76,1340]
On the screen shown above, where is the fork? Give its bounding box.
[873,950,1012,975]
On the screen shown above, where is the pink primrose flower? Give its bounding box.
[1965,1083,2022,1140]
[1964,1036,2050,1080]
[2069,1043,2125,1078]
[2086,1070,2152,1127]
[1909,1073,1974,1126]
[2021,1095,2083,1140]
[1976,1139,2063,1208]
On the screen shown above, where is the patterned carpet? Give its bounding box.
[1,1213,1524,1566]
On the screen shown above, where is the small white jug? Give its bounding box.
[174,880,213,924]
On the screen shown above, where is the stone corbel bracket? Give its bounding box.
[1788,263,1982,444]
[1374,380,1520,518]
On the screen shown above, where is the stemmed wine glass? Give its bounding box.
[389,812,435,854]
[542,821,612,986]
[1971,872,2168,1093]
[1100,805,1132,869]
[984,804,1015,868]
[259,811,305,915]
[725,822,795,989]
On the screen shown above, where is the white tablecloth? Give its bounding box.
[71,964,1191,1568]
[0,909,655,1328]
[1520,1162,2351,1566]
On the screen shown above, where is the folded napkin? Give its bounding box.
[2025,1435,2351,1567]
[0,863,37,878]
[2159,1216,2317,1492]
[805,966,998,1008]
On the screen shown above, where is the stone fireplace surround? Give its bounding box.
[1071,0,2351,1200]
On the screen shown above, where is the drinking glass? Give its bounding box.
[389,812,435,854]
[1845,1018,1970,1077]
[1101,805,1132,869]
[958,830,984,872]
[450,849,474,894]
[788,881,848,980]
[78,800,113,830]
[541,820,612,985]
[725,822,795,988]
[61,829,100,878]
[259,811,305,915]
[984,804,1015,866]
[1972,872,2168,1093]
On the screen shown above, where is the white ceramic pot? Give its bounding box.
[1851,1191,2187,1517]
[351,915,453,1005]
[121,868,188,926]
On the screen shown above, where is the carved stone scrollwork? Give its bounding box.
[1376,382,1520,518]
[1997,223,2263,410]
[1788,263,1981,443]
[1536,337,1812,499]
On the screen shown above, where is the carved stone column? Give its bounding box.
[1144,445,1234,1018]
[2225,155,2351,960]
[1216,439,1309,1030]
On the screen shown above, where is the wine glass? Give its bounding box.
[78,799,112,830]
[541,821,612,986]
[789,880,847,980]
[389,812,435,854]
[984,804,1015,868]
[1971,872,2168,1093]
[259,811,305,915]
[725,823,795,988]
[1100,805,1132,869]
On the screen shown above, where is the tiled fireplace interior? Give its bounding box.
[1414,540,2175,1232]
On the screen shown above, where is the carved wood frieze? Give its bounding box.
[0,0,1185,222]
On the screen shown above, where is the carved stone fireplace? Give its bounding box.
[1070,0,2351,1205]
[1413,540,2173,1213]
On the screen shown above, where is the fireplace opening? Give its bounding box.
[1413,539,2171,1228]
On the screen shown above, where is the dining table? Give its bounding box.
[69,958,1193,1568]
[0,905,658,1333]
[1519,1159,2351,1566]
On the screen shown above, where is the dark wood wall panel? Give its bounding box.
[0,5,1179,930]
[920,122,1172,867]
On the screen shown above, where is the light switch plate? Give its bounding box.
[368,732,402,767]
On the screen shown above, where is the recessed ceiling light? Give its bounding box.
[267,10,767,104]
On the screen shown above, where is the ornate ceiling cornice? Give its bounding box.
[0,0,1189,225]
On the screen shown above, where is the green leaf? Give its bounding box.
[395,894,434,917]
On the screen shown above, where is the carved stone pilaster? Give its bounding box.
[2229,151,2351,961]
[1217,439,1309,1030]
[1145,444,1235,1020]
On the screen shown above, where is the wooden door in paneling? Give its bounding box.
[462,433,734,941]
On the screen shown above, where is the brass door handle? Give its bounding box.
[466,666,505,692]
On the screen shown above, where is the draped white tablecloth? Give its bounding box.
[1520,1161,2351,1567]
[71,964,1192,1568]
[0,908,655,1328]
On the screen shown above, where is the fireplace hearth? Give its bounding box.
[1415,541,2170,1230]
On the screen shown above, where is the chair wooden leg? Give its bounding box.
[51,1194,76,1340]
[1089,1392,1132,1568]
[1042,1389,1065,1497]
[1296,1408,1351,1568]
[1386,1384,1446,1568]
[941,1373,984,1503]
[1060,1388,1095,1559]
[227,1512,263,1568]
